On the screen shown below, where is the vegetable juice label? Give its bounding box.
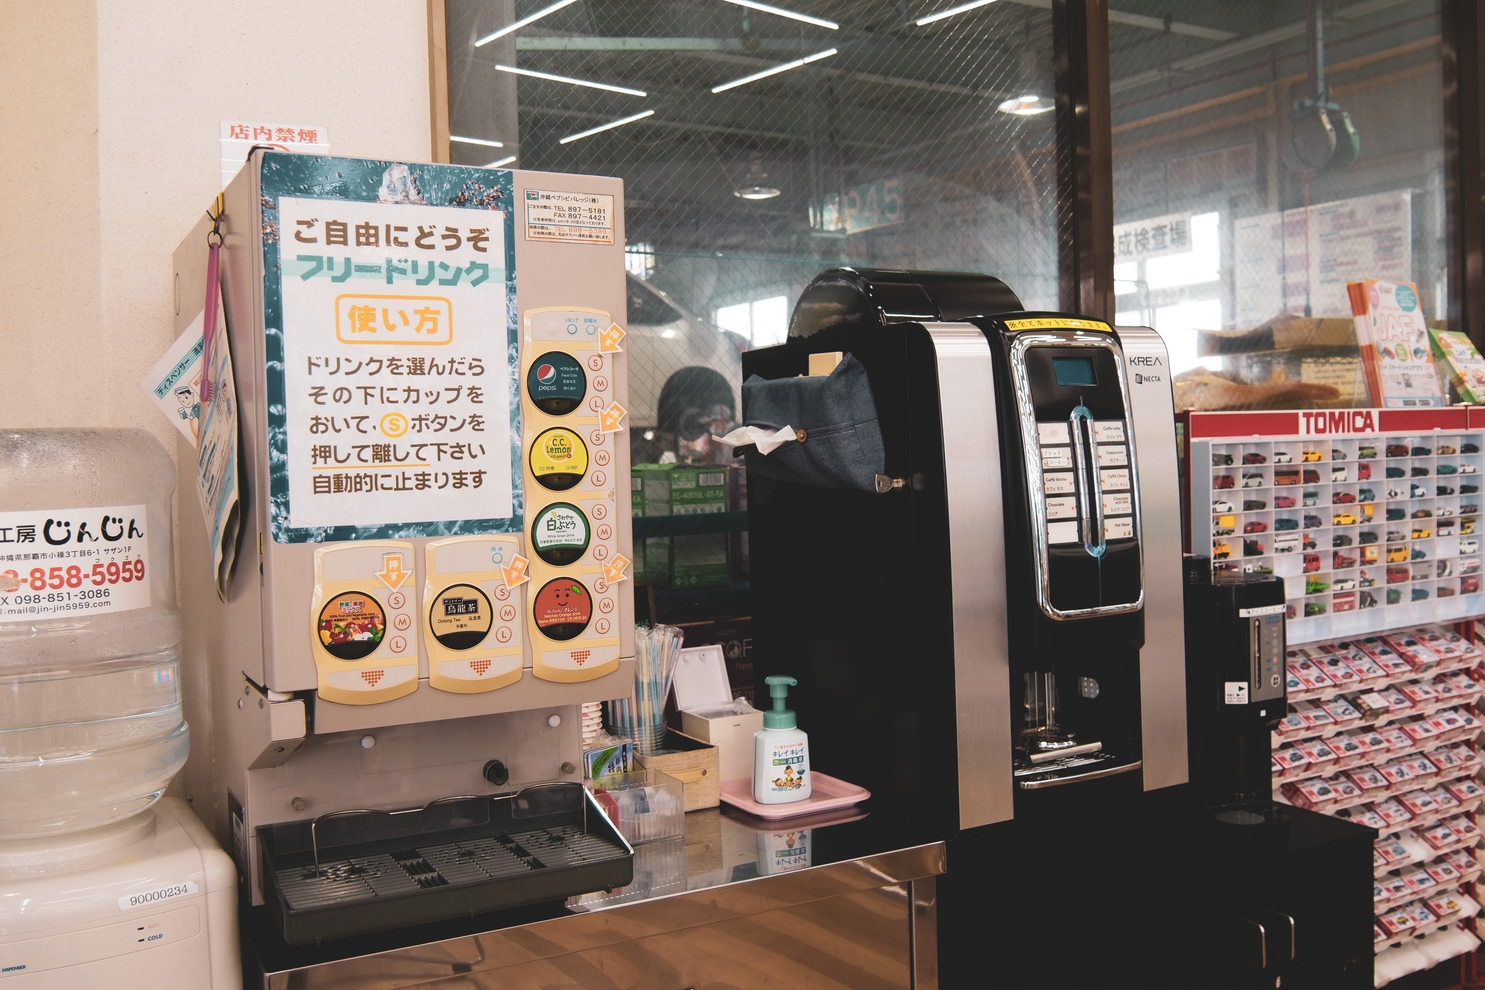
[0,504,152,622]
[318,591,387,661]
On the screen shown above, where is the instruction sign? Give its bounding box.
[260,156,522,543]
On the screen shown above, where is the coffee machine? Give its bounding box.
[174,152,637,954]
[743,268,1189,982]
[1183,565,1288,823]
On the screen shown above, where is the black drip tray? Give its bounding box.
[259,785,633,944]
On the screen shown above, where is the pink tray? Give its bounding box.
[718,771,870,820]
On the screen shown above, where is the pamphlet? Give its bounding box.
[142,287,241,599]
[195,284,242,601]
[139,324,205,444]
[1345,279,1445,407]
[1429,328,1485,403]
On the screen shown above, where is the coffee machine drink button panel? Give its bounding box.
[1048,520,1081,545]
[1041,446,1074,469]
[1009,334,1143,618]
[1046,496,1078,520]
[1037,422,1070,445]
[1044,471,1075,495]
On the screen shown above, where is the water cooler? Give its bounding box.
[0,429,238,988]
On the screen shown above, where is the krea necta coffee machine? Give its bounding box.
[743,268,1189,984]
[175,152,637,947]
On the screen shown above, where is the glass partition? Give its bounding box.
[1108,0,1445,408]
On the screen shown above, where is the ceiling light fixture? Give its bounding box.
[915,0,997,27]
[475,0,579,46]
[997,93,1055,115]
[495,64,647,97]
[559,109,655,144]
[719,0,838,30]
[711,48,837,94]
[735,153,781,200]
[451,136,505,148]
[485,155,518,168]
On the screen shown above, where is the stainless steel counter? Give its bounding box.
[244,807,946,990]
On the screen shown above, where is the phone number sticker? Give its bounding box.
[119,880,198,911]
[524,189,614,244]
[0,504,151,623]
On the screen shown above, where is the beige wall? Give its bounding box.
[0,0,432,447]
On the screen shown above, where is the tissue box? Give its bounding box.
[634,730,720,811]
[673,644,764,783]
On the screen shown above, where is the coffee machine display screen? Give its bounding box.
[1052,356,1097,387]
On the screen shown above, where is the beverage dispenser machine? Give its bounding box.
[173,152,636,946]
[743,268,1189,982]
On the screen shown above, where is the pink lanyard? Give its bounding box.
[200,199,224,402]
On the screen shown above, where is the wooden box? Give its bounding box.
[635,729,719,811]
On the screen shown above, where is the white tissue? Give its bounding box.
[715,424,798,455]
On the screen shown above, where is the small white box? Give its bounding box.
[674,645,764,784]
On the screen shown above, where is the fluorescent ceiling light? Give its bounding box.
[997,93,1054,115]
[915,0,997,26]
[711,48,837,94]
[719,0,838,30]
[495,63,647,96]
[476,0,579,46]
[559,109,655,144]
[451,135,505,148]
[485,155,518,167]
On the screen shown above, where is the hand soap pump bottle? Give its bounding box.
[754,675,811,804]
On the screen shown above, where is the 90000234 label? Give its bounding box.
[119,880,198,911]
[0,504,151,623]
